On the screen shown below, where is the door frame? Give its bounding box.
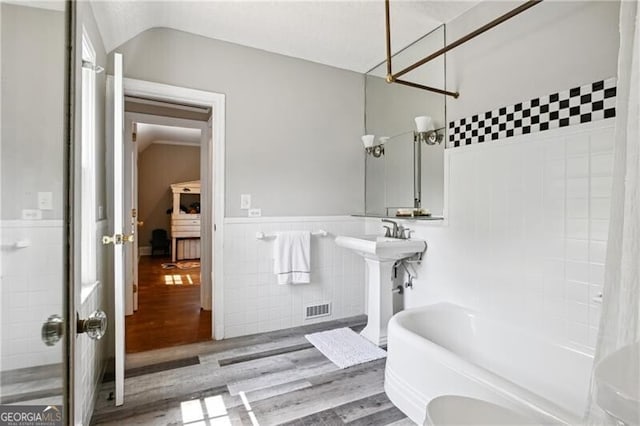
[63,2,76,423]
[124,112,209,313]
[121,78,225,339]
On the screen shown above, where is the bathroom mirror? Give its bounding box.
[364,25,445,218]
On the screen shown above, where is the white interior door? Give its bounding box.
[109,52,126,406]
[132,129,139,312]
[123,118,136,315]
[200,118,212,311]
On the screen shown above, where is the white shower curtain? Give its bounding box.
[587,0,640,424]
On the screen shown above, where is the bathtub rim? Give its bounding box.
[392,302,594,361]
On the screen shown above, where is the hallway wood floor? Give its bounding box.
[126,256,212,353]
[93,317,411,426]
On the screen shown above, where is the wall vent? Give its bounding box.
[305,302,331,320]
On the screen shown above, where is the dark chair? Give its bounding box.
[150,229,171,256]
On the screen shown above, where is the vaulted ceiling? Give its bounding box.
[89,1,480,73]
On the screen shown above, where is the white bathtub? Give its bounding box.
[384,303,594,425]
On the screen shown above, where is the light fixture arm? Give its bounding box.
[414,127,445,145]
[362,122,443,159]
[365,145,385,158]
[417,130,443,145]
[384,128,444,145]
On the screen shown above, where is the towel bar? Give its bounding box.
[256,230,328,240]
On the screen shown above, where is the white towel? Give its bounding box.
[273,231,311,285]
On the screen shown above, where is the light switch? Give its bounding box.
[38,192,53,210]
[240,194,251,209]
[248,208,262,217]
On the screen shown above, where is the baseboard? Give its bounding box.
[139,246,151,256]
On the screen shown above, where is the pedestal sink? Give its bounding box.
[593,341,639,425]
[335,234,426,346]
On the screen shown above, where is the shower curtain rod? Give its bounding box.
[385,0,543,98]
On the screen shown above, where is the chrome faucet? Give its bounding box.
[382,219,414,239]
[382,219,399,238]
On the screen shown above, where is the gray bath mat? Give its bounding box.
[305,327,386,369]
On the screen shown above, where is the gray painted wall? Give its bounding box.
[445,1,620,121]
[108,28,365,218]
[1,4,64,220]
[0,2,107,220]
[138,143,200,247]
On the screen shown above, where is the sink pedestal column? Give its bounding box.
[360,258,395,346]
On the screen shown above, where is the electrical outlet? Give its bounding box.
[37,192,53,210]
[22,209,42,220]
[240,194,251,209]
[248,208,262,217]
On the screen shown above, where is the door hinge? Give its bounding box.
[102,234,135,245]
[133,284,138,293]
[132,122,137,142]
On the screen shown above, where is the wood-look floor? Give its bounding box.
[0,363,62,406]
[126,256,212,353]
[93,317,412,426]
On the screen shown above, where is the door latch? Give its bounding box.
[102,234,134,245]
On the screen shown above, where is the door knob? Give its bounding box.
[102,233,134,245]
[77,310,107,340]
[41,314,64,346]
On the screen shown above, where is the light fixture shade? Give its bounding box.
[379,136,390,145]
[415,116,435,132]
[362,134,375,148]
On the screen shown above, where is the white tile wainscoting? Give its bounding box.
[0,220,64,370]
[222,216,366,338]
[1,219,108,424]
[367,120,614,356]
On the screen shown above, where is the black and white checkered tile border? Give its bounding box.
[447,78,617,148]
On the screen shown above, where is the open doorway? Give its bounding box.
[123,98,213,353]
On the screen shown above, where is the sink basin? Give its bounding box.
[593,341,640,425]
[335,234,426,261]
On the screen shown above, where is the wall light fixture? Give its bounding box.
[363,116,444,159]
[414,116,444,145]
[362,134,385,158]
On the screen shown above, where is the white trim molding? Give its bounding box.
[122,77,226,340]
[224,215,357,224]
